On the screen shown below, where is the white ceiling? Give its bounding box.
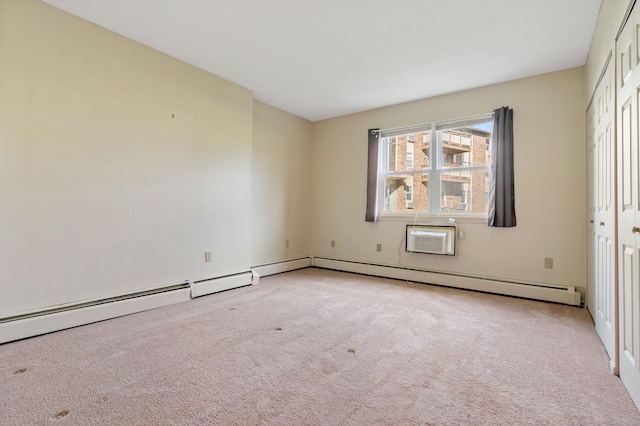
[42,0,602,122]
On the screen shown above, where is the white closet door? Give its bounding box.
[587,102,597,315]
[617,8,640,409]
[589,58,617,364]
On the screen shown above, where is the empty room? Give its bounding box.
[2,0,640,424]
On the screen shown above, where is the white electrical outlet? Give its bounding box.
[205,252,212,263]
[544,257,553,269]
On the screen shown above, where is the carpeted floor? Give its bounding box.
[1,268,638,425]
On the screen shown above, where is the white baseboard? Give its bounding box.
[190,272,253,298]
[251,257,311,278]
[312,257,582,306]
[0,288,191,345]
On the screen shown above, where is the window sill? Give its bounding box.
[376,212,488,224]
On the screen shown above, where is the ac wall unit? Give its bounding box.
[406,224,457,256]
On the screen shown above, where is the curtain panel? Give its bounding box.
[365,128,380,222]
[488,106,516,227]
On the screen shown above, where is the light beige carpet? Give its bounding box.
[1,268,638,425]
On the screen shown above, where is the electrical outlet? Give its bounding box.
[285,239,289,248]
[376,243,382,252]
[544,257,553,269]
[205,251,212,263]
[331,240,335,248]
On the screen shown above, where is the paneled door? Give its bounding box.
[589,59,617,366]
[616,8,640,409]
[587,98,596,319]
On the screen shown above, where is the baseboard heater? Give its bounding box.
[0,271,253,345]
[311,257,581,306]
[189,272,253,298]
[250,257,312,279]
[0,284,191,345]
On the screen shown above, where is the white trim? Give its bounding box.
[0,288,191,344]
[251,257,312,277]
[611,359,619,375]
[312,257,581,306]
[190,272,253,298]
[374,113,493,137]
[376,212,487,223]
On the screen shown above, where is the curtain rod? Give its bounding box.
[372,112,494,134]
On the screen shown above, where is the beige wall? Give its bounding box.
[0,0,255,317]
[0,0,606,320]
[251,101,312,265]
[586,0,631,99]
[311,68,587,291]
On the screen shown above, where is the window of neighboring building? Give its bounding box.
[406,141,414,169]
[378,115,492,215]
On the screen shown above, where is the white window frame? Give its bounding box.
[377,114,492,218]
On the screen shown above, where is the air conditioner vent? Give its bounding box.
[406,224,457,255]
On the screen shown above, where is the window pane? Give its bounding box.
[382,132,430,173]
[440,124,491,168]
[384,176,428,211]
[440,169,490,212]
[416,132,430,171]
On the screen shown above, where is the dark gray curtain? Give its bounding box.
[488,107,516,227]
[365,128,380,222]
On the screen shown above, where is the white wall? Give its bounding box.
[251,101,312,266]
[0,0,253,317]
[311,68,587,292]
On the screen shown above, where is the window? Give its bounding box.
[406,184,413,209]
[378,115,492,215]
